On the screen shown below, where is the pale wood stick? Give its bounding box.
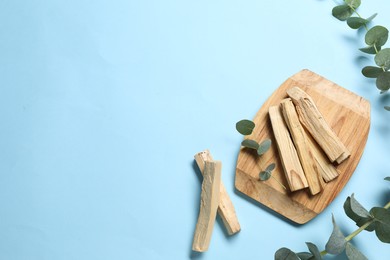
[287,87,350,164]
[281,98,324,195]
[194,150,241,235]
[192,160,221,252]
[269,105,308,191]
[305,128,340,182]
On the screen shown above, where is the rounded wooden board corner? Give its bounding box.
[235,69,371,224]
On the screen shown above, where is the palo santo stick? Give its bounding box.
[305,129,340,182]
[287,87,350,164]
[194,150,241,235]
[269,105,308,191]
[281,98,324,195]
[192,160,221,252]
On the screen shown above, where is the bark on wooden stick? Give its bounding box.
[194,150,241,235]
[192,160,221,252]
[269,105,308,191]
[281,98,324,195]
[287,87,350,164]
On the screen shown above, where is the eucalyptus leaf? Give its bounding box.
[305,242,322,260]
[274,247,300,260]
[343,195,375,231]
[325,215,346,255]
[236,119,255,135]
[332,5,354,21]
[347,17,367,29]
[345,243,368,260]
[259,170,271,181]
[362,66,383,78]
[374,48,390,70]
[257,139,271,156]
[266,163,276,172]
[241,139,259,150]
[366,13,378,22]
[346,0,361,9]
[376,72,390,91]
[296,252,313,260]
[359,45,380,54]
[370,207,390,243]
[385,176,390,181]
[365,26,389,47]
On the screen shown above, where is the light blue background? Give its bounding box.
[0,0,389,259]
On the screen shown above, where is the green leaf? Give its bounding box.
[362,66,383,78]
[259,170,271,181]
[236,119,255,135]
[343,195,375,231]
[366,13,378,22]
[325,215,346,255]
[370,207,390,243]
[332,5,354,21]
[385,106,390,111]
[257,139,271,156]
[346,0,361,9]
[305,242,322,260]
[365,26,389,47]
[359,45,380,54]
[266,163,276,172]
[347,17,367,29]
[375,48,390,70]
[345,243,368,260]
[296,252,313,260]
[376,72,390,91]
[384,176,390,181]
[241,139,259,150]
[274,247,300,260]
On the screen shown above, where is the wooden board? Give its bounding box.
[235,69,370,224]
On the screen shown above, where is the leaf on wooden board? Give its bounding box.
[370,207,390,243]
[257,139,272,156]
[236,119,255,135]
[265,163,276,172]
[259,171,271,181]
[274,247,300,260]
[345,243,368,260]
[325,215,346,255]
[305,242,322,260]
[241,139,259,150]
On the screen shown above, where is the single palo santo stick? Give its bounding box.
[192,160,221,252]
[287,87,350,164]
[194,150,241,235]
[269,105,308,191]
[281,98,324,195]
[305,128,340,182]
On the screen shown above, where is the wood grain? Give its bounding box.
[235,69,370,224]
[192,160,221,252]
[281,98,324,195]
[194,150,241,235]
[269,105,308,192]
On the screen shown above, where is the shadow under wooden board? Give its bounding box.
[235,69,370,224]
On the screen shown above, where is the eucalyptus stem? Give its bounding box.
[270,175,287,190]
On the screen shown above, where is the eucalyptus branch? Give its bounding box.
[275,177,390,260]
[332,0,390,110]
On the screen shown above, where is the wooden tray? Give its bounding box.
[235,69,370,224]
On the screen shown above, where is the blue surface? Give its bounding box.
[1,0,390,259]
